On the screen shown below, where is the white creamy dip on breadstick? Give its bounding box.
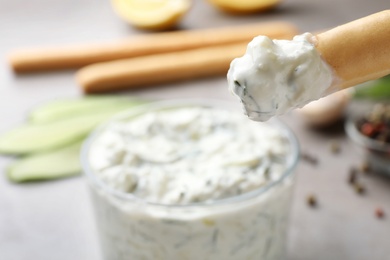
[228,33,334,121]
[228,10,390,121]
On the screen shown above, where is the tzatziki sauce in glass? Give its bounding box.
[83,101,299,260]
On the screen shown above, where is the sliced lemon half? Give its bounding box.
[111,0,192,30]
[207,0,281,14]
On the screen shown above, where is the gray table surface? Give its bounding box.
[1,0,390,259]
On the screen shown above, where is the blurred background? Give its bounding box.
[1,0,389,259]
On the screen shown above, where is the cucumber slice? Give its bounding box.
[7,141,83,182]
[0,102,143,155]
[30,96,145,124]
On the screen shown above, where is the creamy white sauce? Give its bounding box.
[227,33,334,121]
[87,105,296,260]
[90,107,289,205]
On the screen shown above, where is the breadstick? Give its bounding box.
[77,26,297,93]
[9,22,297,73]
[316,10,390,89]
[77,43,247,93]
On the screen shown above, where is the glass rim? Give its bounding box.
[345,117,390,153]
[81,98,300,209]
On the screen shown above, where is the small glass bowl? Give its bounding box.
[345,117,390,175]
[82,99,300,260]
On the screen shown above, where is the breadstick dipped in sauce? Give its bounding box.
[228,10,390,121]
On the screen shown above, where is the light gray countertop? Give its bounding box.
[1,0,389,259]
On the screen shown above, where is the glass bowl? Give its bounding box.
[345,116,390,175]
[81,99,300,260]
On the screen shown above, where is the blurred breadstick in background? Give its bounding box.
[77,24,297,93]
[8,22,297,73]
[77,43,246,93]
